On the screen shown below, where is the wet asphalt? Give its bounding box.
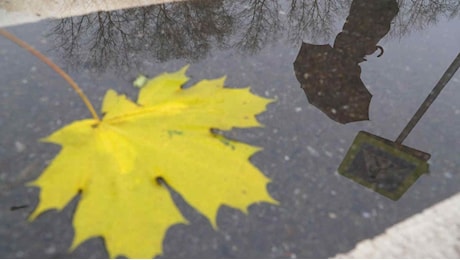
[1,1,460,258]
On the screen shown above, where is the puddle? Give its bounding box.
[1,0,460,258]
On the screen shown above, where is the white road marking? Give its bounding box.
[335,192,460,258]
[0,0,184,27]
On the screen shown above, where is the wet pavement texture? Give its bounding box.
[1,0,460,258]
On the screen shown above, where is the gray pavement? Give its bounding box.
[1,0,460,258]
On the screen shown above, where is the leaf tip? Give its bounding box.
[38,136,54,144]
[179,64,190,74]
[208,218,219,230]
[25,180,37,187]
[172,64,191,83]
[68,241,79,254]
[266,196,280,206]
[27,201,45,222]
[218,75,227,85]
[27,210,40,222]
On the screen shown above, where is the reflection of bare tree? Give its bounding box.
[287,0,350,43]
[51,0,233,72]
[49,0,460,72]
[392,0,460,37]
[228,0,282,54]
[136,1,233,62]
[51,12,135,70]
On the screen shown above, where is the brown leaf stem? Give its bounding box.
[0,29,101,122]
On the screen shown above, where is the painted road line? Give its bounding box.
[0,0,184,27]
[335,192,460,258]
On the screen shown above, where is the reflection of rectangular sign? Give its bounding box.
[338,131,430,200]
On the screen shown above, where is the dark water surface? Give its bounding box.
[1,0,460,258]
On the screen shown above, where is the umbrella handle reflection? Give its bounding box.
[376,46,384,57]
[395,52,460,144]
[364,46,384,61]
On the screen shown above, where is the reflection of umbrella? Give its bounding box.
[293,42,372,124]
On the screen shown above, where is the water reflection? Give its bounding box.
[293,0,398,124]
[51,0,233,71]
[338,131,430,200]
[232,0,282,54]
[287,0,350,43]
[293,42,372,124]
[393,0,460,37]
[48,0,460,72]
[339,52,460,200]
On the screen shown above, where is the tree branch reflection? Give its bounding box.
[230,0,281,54]
[48,0,460,72]
[392,0,460,37]
[51,0,233,72]
[287,0,350,43]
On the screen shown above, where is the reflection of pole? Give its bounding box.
[395,52,460,144]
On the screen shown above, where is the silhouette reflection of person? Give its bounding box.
[293,0,399,124]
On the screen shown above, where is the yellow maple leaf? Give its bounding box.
[29,66,277,258]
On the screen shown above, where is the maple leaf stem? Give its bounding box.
[0,29,101,122]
